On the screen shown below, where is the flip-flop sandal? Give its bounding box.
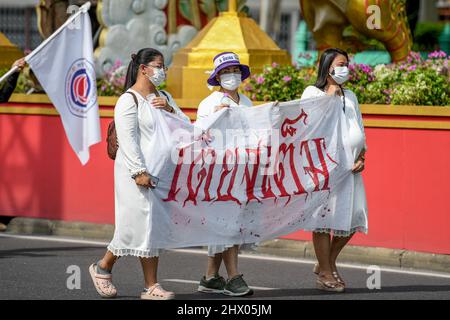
[89,263,117,298]
[141,283,175,300]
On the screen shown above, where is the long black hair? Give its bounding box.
[314,48,349,90]
[124,48,164,92]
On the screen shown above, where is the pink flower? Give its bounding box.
[114,59,122,69]
[256,76,265,84]
[282,76,292,82]
[408,51,422,63]
[272,62,279,68]
[251,94,256,100]
[359,64,372,74]
[428,50,447,59]
[407,65,417,72]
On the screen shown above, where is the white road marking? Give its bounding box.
[161,278,277,291]
[0,233,109,246]
[1,233,450,279]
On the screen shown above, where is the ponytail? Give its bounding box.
[123,48,164,92]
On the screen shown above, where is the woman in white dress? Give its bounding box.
[89,48,190,300]
[300,48,368,292]
[196,52,254,297]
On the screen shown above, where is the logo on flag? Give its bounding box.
[65,58,97,118]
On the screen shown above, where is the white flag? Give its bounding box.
[26,7,100,165]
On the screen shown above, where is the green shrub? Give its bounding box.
[242,62,315,102]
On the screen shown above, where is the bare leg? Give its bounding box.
[98,250,119,272]
[330,234,354,276]
[222,245,239,279]
[206,253,223,278]
[312,232,335,283]
[139,257,159,288]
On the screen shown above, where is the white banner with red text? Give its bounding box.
[144,95,355,249]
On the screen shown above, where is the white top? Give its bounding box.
[107,89,190,257]
[197,91,253,119]
[301,85,367,158]
[300,85,368,236]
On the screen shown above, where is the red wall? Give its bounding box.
[0,112,114,224]
[284,128,450,254]
[1,108,450,254]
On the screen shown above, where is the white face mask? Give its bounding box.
[220,73,242,91]
[146,66,166,87]
[330,66,349,85]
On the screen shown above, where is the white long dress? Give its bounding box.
[300,86,368,236]
[107,89,191,257]
[196,91,257,256]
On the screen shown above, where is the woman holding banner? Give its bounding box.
[197,52,253,296]
[89,48,190,300]
[300,48,368,293]
[195,52,254,297]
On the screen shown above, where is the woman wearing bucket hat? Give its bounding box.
[196,52,254,297]
[197,52,252,119]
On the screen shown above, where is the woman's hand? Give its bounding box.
[151,96,174,113]
[352,154,365,173]
[134,172,156,189]
[213,104,229,112]
[12,58,26,72]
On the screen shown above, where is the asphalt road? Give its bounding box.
[1,233,450,300]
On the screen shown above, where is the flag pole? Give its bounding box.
[0,66,19,84]
[0,1,91,84]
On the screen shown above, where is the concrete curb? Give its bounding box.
[3,217,450,274]
[4,217,114,240]
[255,239,450,274]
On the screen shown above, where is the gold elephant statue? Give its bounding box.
[300,0,413,62]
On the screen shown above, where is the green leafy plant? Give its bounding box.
[242,62,315,102]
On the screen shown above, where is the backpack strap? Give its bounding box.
[159,90,177,114]
[126,91,139,108]
[159,90,169,100]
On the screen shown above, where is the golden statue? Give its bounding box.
[36,0,69,39]
[300,0,413,62]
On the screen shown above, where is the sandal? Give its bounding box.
[316,273,345,293]
[89,263,117,298]
[332,271,346,287]
[141,283,175,300]
[313,263,320,275]
[314,264,346,287]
